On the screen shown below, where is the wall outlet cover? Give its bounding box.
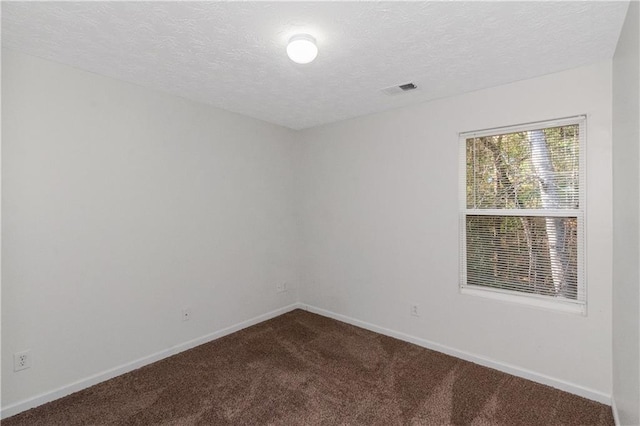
[14,350,31,371]
[410,304,420,317]
[182,308,192,321]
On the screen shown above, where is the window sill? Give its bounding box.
[460,286,586,315]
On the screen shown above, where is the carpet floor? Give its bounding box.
[4,309,613,425]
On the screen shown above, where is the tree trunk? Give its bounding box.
[528,130,571,297]
[520,216,538,292]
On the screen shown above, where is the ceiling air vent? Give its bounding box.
[382,82,419,96]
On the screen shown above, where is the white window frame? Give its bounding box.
[459,116,587,315]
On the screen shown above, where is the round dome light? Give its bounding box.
[286,34,318,64]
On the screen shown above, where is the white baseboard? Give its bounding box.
[301,304,612,405]
[0,302,304,419]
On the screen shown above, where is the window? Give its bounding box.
[459,116,586,314]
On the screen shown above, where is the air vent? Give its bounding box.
[381,82,419,96]
[399,82,417,91]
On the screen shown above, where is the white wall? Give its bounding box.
[612,1,640,424]
[2,46,620,414]
[1,49,299,409]
[298,62,613,398]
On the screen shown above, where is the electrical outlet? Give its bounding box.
[276,282,288,293]
[410,304,419,317]
[14,350,31,372]
[182,308,192,322]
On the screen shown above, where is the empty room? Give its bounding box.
[2,1,639,425]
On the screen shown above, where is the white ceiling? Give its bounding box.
[1,1,629,130]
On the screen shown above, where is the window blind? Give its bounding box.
[460,116,586,308]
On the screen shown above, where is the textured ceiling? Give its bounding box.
[1,2,629,130]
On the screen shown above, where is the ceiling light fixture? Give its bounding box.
[286,34,318,64]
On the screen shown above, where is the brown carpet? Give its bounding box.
[3,309,613,425]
